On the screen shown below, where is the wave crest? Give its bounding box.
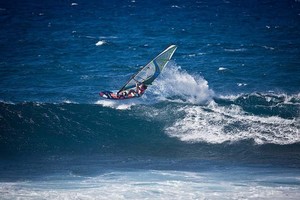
[166,93,300,145]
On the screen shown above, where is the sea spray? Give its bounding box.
[148,63,214,104]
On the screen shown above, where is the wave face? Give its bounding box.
[1,63,300,161]
[0,61,299,168]
[1,94,299,165]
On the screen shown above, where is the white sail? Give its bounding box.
[118,45,177,93]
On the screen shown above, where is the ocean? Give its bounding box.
[1,0,300,199]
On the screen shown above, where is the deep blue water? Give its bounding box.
[0,0,300,199]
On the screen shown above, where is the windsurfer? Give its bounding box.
[136,82,147,96]
[116,82,147,98]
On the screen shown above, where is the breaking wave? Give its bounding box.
[166,93,300,145]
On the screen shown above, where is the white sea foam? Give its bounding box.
[0,100,15,105]
[80,35,97,39]
[166,100,300,145]
[1,170,299,200]
[63,100,77,104]
[148,64,214,104]
[99,36,118,39]
[237,83,247,87]
[95,99,136,110]
[262,45,275,50]
[95,40,106,46]
[224,48,247,52]
[171,5,181,8]
[218,67,228,71]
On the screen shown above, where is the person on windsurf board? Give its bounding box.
[99,45,177,100]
